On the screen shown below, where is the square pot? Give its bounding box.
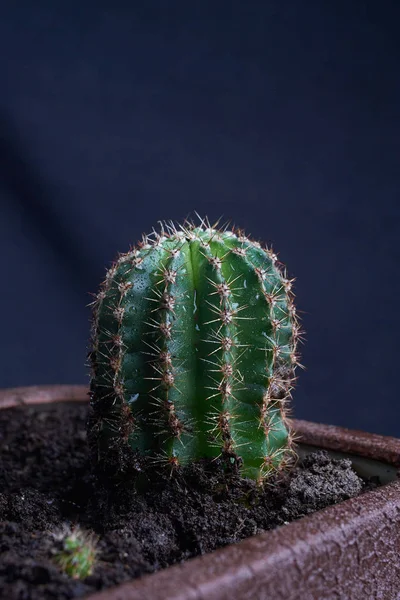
[2,385,400,600]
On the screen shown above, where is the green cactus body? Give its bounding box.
[55,528,97,580]
[89,220,300,483]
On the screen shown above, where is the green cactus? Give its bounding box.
[54,527,98,580]
[88,218,301,483]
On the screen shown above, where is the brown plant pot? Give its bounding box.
[2,385,400,600]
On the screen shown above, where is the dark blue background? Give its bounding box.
[1,2,399,435]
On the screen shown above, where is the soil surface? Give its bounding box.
[0,403,369,599]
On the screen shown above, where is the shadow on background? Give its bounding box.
[0,111,96,290]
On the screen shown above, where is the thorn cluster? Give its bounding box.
[54,526,98,580]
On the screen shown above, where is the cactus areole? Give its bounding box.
[88,219,301,483]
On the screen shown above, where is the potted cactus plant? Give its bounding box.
[1,218,400,600]
[88,219,300,484]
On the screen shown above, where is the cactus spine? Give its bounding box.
[89,219,301,483]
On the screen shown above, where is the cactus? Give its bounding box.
[54,526,98,580]
[88,218,301,483]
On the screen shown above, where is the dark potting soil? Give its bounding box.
[0,403,370,599]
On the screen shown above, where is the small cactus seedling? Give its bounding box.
[88,218,302,483]
[54,526,98,579]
